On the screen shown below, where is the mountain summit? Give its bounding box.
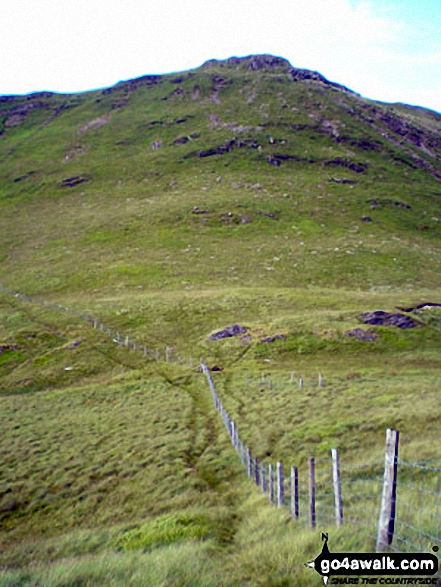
[0,54,440,296]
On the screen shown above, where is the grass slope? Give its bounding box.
[1,56,441,585]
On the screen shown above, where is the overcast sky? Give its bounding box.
[2,0,441,113]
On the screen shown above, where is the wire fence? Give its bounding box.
[0,286,197,367]
[201,361,440,575]
[390,461,441,561]
[1,287,440,571]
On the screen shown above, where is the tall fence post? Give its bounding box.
[247,448,252,478]
[291,465,299,519]
[277,462,284,508]
[309,457,316,529]
[254,457,260,486]
[376,428,399,552]
[269,464,274,503]
[261,462,267,493]
[331,449,343,527]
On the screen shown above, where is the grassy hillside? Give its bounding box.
[1,55,441,585]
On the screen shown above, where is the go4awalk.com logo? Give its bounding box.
[305,534,439,585]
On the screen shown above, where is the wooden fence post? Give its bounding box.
[261,463,267,493]
[277,462,284,508]
[254,457,260,486]
[376,428,399,552]
[331,449,343,527]
[269,464,274,503]
[291,466,299,519]
[247,448,252,478]
[239,441,246,467]
[309,457,316,529]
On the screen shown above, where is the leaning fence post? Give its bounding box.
[331,449,343,527]
[231,421,236,447]
[376,428,399,552]
[291,466,299,519]
[277,462,284,508]
[309,457,316,529]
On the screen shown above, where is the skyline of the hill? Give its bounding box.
[2,0,441,113]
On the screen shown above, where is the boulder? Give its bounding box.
[209,325,247,340]
[359,311,419,329]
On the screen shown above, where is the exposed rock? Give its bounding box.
[256,211,276,219]
[324,158,367,173]
[102,75,162,95]
[268,156,281,167]
[335,136,382,151]
[63,338,83,350]
[261,334,285,343]
[192,206,209,214]
[60,176,89,188]
[203,54,292,71]
[151,140,162,150]
[359,311,419,329]
[398,302,441,313]
[209,324,247,340]
[290,69,356,94]
[0,344,21,354]
[13,171,36,183]
[393,201,412,210]
[77,116,109,135]
[345,328,378,342]
[361,216,372,222]
[328,177,356,185]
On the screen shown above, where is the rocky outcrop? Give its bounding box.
[203,54,292,71]
[60,176,89,188]
[324,158,367,173]
[359,311,419,329]
[209,325,247,340]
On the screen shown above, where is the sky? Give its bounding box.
[2,0,441,113]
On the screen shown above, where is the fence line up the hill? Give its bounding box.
[201,361,441,567]
[2,287,439,565]
[0,286,196,367]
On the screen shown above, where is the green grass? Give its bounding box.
[1,56,441,585]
